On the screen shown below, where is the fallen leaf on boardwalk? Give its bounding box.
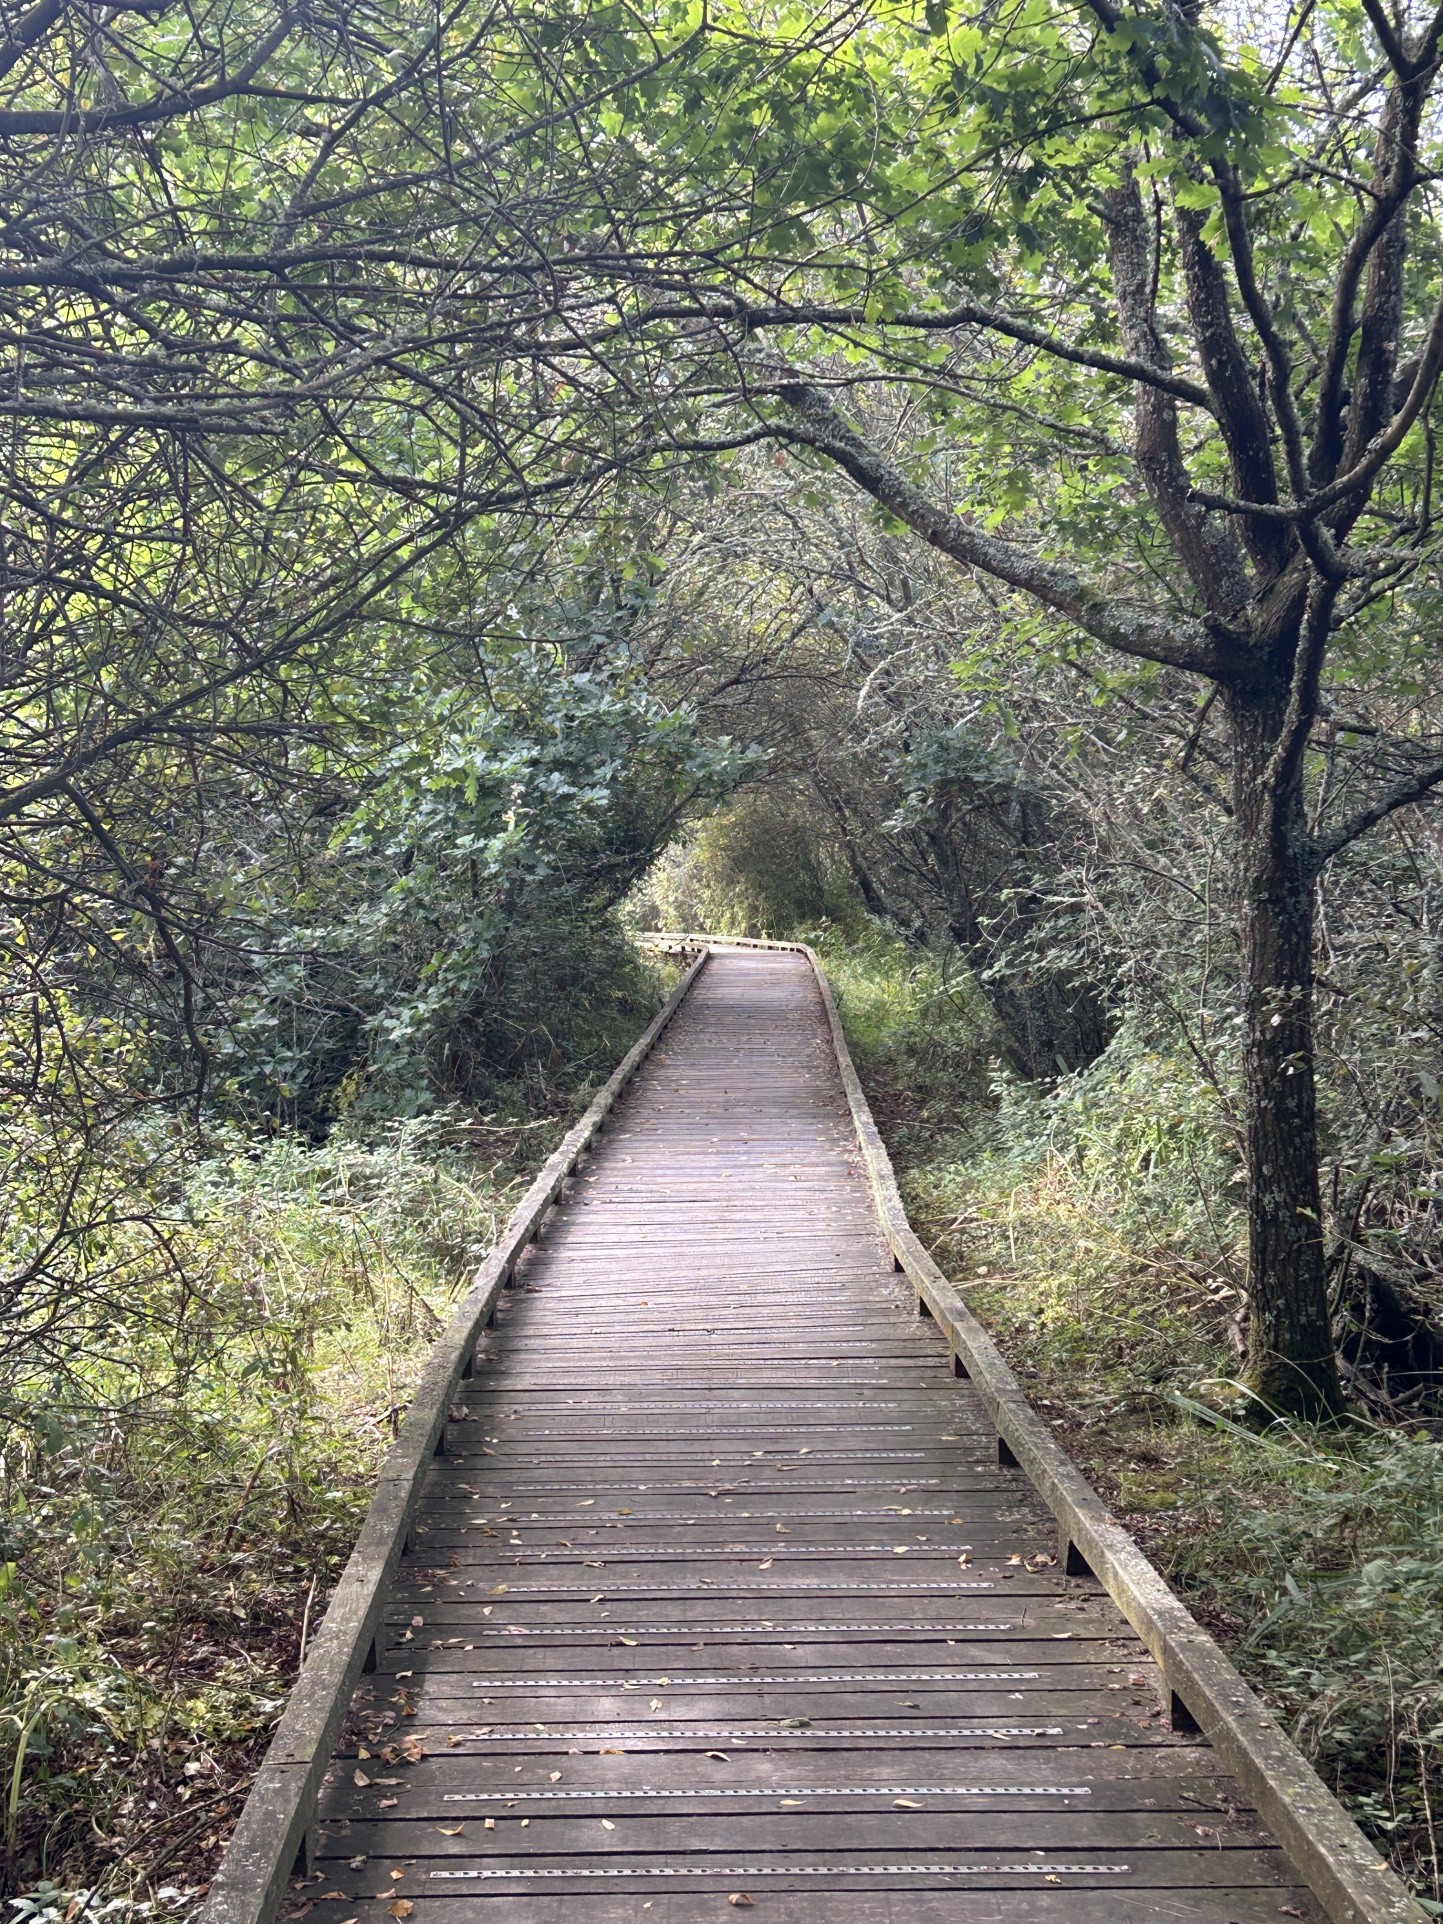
[438,1826,464,1837]
[492,1584,509,1595]
[447,1734,464,1746]
[619,1637,638,1646]
[779,1798,804,1808]
[318,1893,348,1900]
[957,1553,970,1566]
[356,1747,371,1760]
[892,1799,921,1810]
[347,1858,367,1872]
[1279,1909,1306,1919]
[727,1896,754,1908]
[484,1819,495,1830]
[520,1818,530,1827]
[601,1819,616,1830]
[379,1798,398,1808]
[757,1558,773,1569]
[389,1870,406,1881]
[577,1499,595,1506]
[892,1545,908,1555]
[706,1752,730,1763]
[1044,1875,1061,1885]
[549,1771,562,1782]
[600,1745,626,1754]
[387,1903,413,1919]
[352,1770,371,1787]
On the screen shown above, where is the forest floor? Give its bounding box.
[820,928,1443,1912]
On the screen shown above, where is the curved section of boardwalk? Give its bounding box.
[289,949,1319,1922]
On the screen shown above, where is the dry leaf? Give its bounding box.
[484,1818,496,1830]
[892,1798,921,1810]
[757,1558,773,1569]
[347,1858,367,1872]
[379,1797,398,1809]
[352,1769,371,1787]
[727,1896,754,1909]
[318,1893,348,1901]
[601,1818,616,1830]
[549,1771,562,1782]
[619,1637,638,1646]
[389,1871,406,1882]
[356,1747,371,1760]
[706,1751,729,1763]
[437,1825,464,1836]
[387,1903,413,1919]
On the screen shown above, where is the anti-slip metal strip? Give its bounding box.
[467,1671,1043,1688]
[428,1862,1132,1881]
[440,1783,1094,1802]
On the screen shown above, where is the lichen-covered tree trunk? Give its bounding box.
[1228,684,1343,1419]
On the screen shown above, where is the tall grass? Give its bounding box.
[0,1113,561,1906]
[824,929,1443,1909]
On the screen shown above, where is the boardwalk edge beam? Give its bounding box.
[198,948,710,1924]
[799,939,1429,1924]
[642,931,1428,1924]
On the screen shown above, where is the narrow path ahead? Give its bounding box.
[294,948,1319,1922]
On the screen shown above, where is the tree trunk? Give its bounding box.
[1227,683,1344,1419]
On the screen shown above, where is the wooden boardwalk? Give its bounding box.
[282,948,1329,1923]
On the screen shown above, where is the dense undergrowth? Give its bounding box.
[0,963,669,1909]
[814,925,1443,1908]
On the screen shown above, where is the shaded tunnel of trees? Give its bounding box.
[6,0,1443,1903]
